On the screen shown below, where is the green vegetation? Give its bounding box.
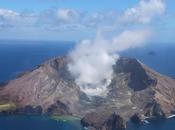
[51,115,80,122]
[0,103,16,112]
[51,115,84,129]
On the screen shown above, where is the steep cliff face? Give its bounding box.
[81,111,126,130]
[0,56,175,130]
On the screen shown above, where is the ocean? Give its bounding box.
[0,40,75,82]
[0,40,175,130]
[0,41,175,83]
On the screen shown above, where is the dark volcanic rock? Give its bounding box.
[104,113,126,130]
[113,58,156,91]
[81,111,126,130]
[144,101,165,118]
[0,56,175,130]
[130,113,142,124]
[46,100,70,116]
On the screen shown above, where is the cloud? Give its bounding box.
[40,8,81,23]
[0,8,117,31]
[0,0,166,41]
[0,0,165,32]
[0,9,19,18]
[38,8,85,31]
[57,9,80,22]
[39,9,118,31]
[0,8,37,30]
[83,11,118,28]
[0,9,19,28]
[120,0,165,24]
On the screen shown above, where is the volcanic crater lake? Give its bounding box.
[0,41,175,130]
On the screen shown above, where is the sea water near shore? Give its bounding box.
[0,115,84,130]
[0,40,175,130]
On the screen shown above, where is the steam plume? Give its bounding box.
[68,29,150,96]
[68,0,165,96]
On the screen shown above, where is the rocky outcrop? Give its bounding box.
[104,113,126,130]
[143,100,165,118]
[0,56,175,130]
[81,111,126,130]
[130,113,142,124]
[113,58,156,91]
[46,100,70,116]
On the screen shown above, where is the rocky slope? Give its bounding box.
[0,56,175,130]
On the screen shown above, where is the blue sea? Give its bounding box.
[0,40,75,82]
[0,40,175,130]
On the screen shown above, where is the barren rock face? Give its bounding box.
[81,111,126,130]
[0,56,175,130]
[0,57,84,115]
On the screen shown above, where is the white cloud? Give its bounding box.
[38,8,84,31]
[0,9,19,19]
[121,0,165,24]
[0,0,165,31]
[0,8,37,29]
[83,11,118,28]
[44,8,81,23]
[0,9,19,28]
[57,9,80,22]
[0,8,117,31]
[0,0,166,40]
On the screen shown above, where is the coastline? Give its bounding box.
[51,115,84,130]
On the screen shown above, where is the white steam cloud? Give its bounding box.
[68,29,150,96]
[68,0,165,96]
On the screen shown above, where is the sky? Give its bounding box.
[0,0,175,42]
